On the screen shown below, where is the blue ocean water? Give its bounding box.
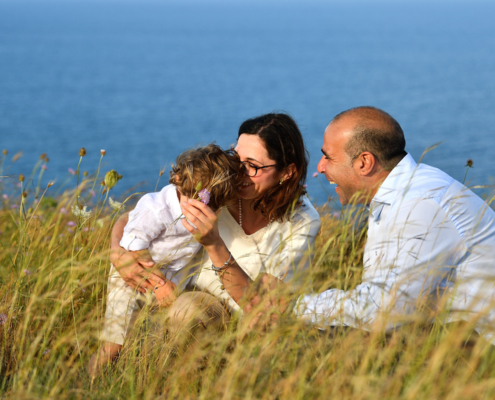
[0,0,494,206]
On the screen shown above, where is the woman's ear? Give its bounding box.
[282,163,296,181]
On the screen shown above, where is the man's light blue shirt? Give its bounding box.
[299,154,495,337]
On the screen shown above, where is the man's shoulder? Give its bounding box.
[399,163,456,204]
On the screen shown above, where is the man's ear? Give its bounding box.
[282,163,296,181]
[355,152,376,176]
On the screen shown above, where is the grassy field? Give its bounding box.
[1,151,495,399]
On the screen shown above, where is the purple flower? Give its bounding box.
[67,221,76,227]
[41,165,48,170]
[89,190,95,198]
[67,228,74,234]
[60,207,67,215]
[312,172,318,178]
[11,204,18,209]
[23,269,31,276]
[0,314,7,325]
[42,349,50,355]
[198,188,211,205]
[303,184,308,188]
[68,168,76,175]
[2,194,8,200]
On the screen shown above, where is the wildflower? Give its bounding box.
[68,228,73,234]
[466,159,473,167]
[41,165,48,170]
[23,269,31,276]
[312,172,318,178]
[60,207,67,215]
[68,168,76,175]
[100,149,106,156]
[19,174,25,182]
[40,153,47,160]
[67,221,77,227]
[109,197,125,212]
[2,194,8,200]
[198,189,211,205]
[303,184,308,188]
[42,349,50,355]
[47,181,55,188]
[83,171,88,177]
[2,150,7,155]
[89,190,95,198]
[79,147,87,157]
[0,313,7,325]
[22,192,27,198]
[11,204,18,209]
[71,205,92,222]
[104,170,123,189]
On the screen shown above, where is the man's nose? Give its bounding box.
[317,156,325,173]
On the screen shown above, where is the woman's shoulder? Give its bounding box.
[291,196,320,224]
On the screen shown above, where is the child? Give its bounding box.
[89,143,240,376]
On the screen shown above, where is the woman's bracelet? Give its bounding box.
[212,252,234,276]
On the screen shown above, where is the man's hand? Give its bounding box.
[110,248,166,294]
[154,280,178,307]
[242,273,289,330]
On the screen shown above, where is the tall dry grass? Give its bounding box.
[0,150,494,399]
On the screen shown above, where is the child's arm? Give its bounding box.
[110,212,167,294]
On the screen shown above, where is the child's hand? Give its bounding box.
[154,280,178,307]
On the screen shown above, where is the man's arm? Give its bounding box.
[297,199,461,329]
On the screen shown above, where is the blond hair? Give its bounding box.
[169,144,240,211]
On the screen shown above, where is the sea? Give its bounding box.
[1,0,494,207]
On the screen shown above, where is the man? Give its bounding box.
[297,106,495,340]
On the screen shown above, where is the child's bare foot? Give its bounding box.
[88,341,122,378]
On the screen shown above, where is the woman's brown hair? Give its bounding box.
[238,113,308,222]
[169,144,240,211]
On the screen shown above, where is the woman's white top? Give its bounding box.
[194,196,321,312]
[119,184,201,291]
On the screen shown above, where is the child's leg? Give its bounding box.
[89,265,149,376]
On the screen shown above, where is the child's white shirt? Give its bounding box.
[119,184,201,291]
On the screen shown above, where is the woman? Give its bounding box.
[91,113,320,373]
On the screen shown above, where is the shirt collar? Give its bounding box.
[170,185,183,219]
[371,153,417,207]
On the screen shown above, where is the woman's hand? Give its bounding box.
[110,248,166,294]
[180,198,222,248]
[243,274,289,330]
[110,212,166,294]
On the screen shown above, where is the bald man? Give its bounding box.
[297,106,495,341]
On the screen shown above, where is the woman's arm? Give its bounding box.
[181,197,320,325]
[180,199,251,303]
[109,213,171,294]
